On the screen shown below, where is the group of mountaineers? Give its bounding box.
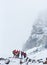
[12,49,27,59]
[12,49,47,65]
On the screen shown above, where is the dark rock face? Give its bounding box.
[23,12,47,51]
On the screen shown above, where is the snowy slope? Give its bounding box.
[26,44,45,56]
[27,48,47,65]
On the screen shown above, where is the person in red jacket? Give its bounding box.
[12,50,20,58]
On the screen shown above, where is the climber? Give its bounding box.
[21,51,27,59]
[12,50,20,58]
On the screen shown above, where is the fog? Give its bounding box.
[0,0,47,57]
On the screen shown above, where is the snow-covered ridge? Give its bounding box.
[0,42,46,64]
[0,48,47,65]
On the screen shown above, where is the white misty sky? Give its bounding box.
[0,0,47,57]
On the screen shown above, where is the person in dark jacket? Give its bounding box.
[21,51,27,58]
